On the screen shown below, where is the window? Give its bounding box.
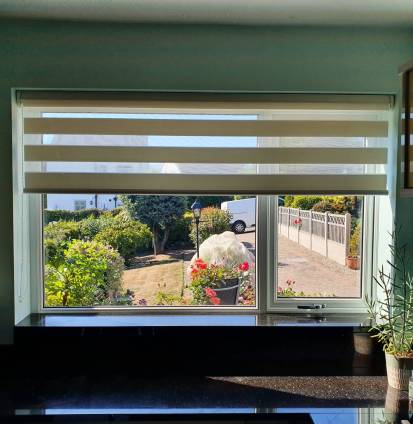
[42,194,257,308]
[276,195,364,299]
[74,200,87,210]
[14,91,392,312]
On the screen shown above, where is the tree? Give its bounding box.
[121,195,186,255]
[186,196,233,208]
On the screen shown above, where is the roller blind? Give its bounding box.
[20,91,391,195]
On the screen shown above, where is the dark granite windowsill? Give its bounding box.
[16,312,371,329]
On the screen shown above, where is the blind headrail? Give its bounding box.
[18,90,394,110]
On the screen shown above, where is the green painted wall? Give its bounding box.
[1,19,413,344]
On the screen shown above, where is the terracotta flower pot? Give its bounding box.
[385,352,413,390]
[346,255,360,270]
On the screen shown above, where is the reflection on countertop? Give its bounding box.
[1,376,410,420]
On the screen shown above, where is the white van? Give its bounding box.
[221,198,256,234]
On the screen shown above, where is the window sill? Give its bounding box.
[16,312,371,329]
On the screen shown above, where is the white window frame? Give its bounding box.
[27,193,375,314]
[12,91,383,316]
[267,195,376,313]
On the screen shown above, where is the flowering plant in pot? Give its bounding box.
[365,229,413,390]
[189,258,250,305]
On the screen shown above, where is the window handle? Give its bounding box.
[297,304,327,310]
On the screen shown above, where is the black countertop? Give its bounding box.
[0,376,410,420]
[13,313,383,378]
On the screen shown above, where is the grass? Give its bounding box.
[122,253,186,305]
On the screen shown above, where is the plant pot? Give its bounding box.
[346,256,360,270]
[213,278,240,305]
[385,352,413,390]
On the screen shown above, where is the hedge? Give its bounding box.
[44,207,122,224]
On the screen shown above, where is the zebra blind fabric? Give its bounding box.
[20,92,391,195]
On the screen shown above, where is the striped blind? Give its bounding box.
[21,92,391,195]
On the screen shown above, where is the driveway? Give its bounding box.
[237,230,360,298]
[123,228,360,304]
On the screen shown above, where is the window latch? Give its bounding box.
[297,304,327,310]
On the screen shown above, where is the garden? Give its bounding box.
[43,195,255,307]
[43,194,363,307]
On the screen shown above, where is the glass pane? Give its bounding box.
[276,195,363,299]
[43,194,256,308]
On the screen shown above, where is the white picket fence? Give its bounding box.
[278,206,351,266]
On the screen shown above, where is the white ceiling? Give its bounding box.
[1,0,413,26]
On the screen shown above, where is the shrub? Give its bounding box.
[44,207,123,224]
[312,200,337,213]
[284,195,323,210]
[44,208,102,223]
[95,219,152,262]
[312,196,360,216]
[349,223,361,256]
[44,240,124,307]
[168,211,193,247]
[43,220,81,267]
[189,207,232,246]
[78,216,104,240]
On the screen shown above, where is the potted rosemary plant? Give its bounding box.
[366,229,413,390]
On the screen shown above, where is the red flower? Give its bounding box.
[194,258,207,269]
[209,296,221,305]
[191,268,198,276]
[205,287,217,297]
[239,261,249,271]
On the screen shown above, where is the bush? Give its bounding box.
[284,195,323,210]
[189,207,232,246]
[44,208,102,223]
[43,221,81,267]
[312,196,360,216]
[77,216,104,240]
[312,200,337,213]
[44,207,123,224]
[95,219,152,262]
[44,240,124,307]
[349,223,361,256]
[168,211,193,248]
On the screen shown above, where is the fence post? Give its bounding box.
[344,212,351,258]
[324,212,329,258]
[287,208,290,238]
[309,210,313,250]
[297,209,301,244]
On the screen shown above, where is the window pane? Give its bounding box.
[276,195,363,299]
[43,194,256,308]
